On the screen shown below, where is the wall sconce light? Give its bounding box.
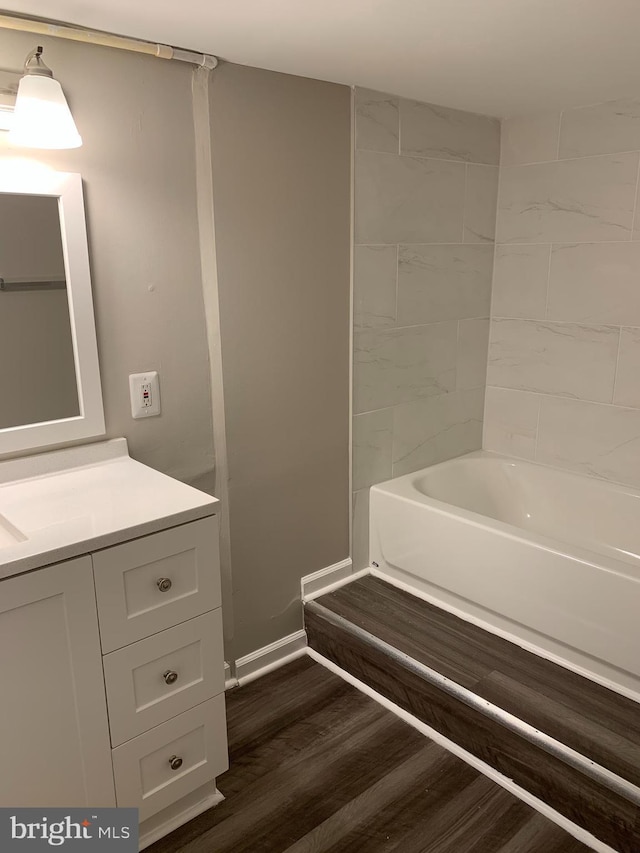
[8,46,82,149]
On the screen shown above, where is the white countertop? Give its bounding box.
[0,438,219,581]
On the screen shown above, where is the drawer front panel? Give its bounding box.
[103,610,224,746]
[93,517,220,652]
[112,696,228,821]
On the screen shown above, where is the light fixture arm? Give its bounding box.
[23,46,54,79]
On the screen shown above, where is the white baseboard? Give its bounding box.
[301,558,368,601]
[306,648,614,853]
[228,559,368,689]
[235,630,307,686]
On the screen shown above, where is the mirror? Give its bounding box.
[0,169,104,454]
[0,194,79,429]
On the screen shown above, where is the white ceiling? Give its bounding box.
[4,0,640,116]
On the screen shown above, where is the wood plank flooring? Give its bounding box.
[305,576,640,852]
[313,576,640,787]
[149,656,589,853]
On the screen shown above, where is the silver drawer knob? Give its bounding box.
[169,755,183,771]
[157,577,172,592]
[163,670,178,685]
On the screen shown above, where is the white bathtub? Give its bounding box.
[369,450,640,698]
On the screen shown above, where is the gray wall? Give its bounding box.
[0,30,214,485]
[485,99,640,488]
[209,63,351,659]
[352,89,500,570]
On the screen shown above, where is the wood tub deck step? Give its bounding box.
[305,574,640,853]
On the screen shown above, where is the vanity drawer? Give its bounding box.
[112,695,228,822]
[93,517,220,652]
[103,609,224,746]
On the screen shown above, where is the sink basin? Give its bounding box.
[0,514,27,549]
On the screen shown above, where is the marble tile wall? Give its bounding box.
[485,98,640,489]
[353,87,500,570]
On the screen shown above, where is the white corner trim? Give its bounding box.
[301,558,352,599]
[224,661,238,691]
[301,558,368,601]
[235,630,307,687]
[306,648,615,853]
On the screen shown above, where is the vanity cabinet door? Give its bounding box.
[0,557,115,807]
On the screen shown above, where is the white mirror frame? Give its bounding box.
[0,169,105,454]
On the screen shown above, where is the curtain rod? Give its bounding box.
[0,12,218,68]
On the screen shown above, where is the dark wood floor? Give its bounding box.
[150,656,589,853]
[305,576,640,852]
[311,576,640,788]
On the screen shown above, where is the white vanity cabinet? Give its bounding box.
[0,440,228,849]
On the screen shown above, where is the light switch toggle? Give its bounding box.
[130,371,161,419]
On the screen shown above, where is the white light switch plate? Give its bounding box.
[129,371,161,419]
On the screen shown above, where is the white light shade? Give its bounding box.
[8,75,82,149]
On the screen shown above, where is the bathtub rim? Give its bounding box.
[370,449,640,580]
[380,448,640,500]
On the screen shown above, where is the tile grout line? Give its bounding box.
[355,394,457,419]
[611,327,623,406]
[390,241,399,480]
[393,243,399,325]
[501,148,640,168]
[491,313,639,328]
[485,120,504,448]
[349,85,356,561]
[390,400,399,480]
[475,317,624,330]
[630,153,640,236]
[455,318,461,393]
[483,383,640,414]
[355,240,640,248]
[556,110,563,161]
[543,244,553,321]
[461,162,468,244]
[356,317,489,334]
[533,390,543,463]
[357,146,499,168]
